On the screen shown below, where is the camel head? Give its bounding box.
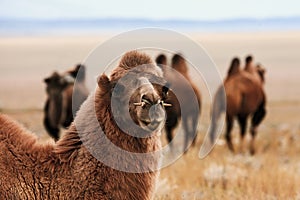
[130,76,170,131]
[98,51,170,134]
[256,64,266,83]
[44,72,71,96]
[114,66,169,133]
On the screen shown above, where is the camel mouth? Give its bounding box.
[141,119,151,126]
[141,119,163,131]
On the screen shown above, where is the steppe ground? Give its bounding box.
[1,31,300,199]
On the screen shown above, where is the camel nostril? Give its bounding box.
[149,104,165,123]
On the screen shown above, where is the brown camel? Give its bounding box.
[43,64,89,141]
[156,53,201,152]
[210,56,266,154]
[0,51,168,199]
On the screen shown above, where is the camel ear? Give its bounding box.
[97,74,111,92]
[44,77,51,84]
[257,64,266,74]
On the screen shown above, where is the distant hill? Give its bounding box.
[0,17,300,35]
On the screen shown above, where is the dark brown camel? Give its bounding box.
[44,64,89,141]
[156,53,201,152]
[210,56,266,154]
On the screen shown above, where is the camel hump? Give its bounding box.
[171,53,188,74]
[227,57,240,77]
[0,114,11,130]
[155,54,167,67]
[0,114,36,142]
[118,51,153,70]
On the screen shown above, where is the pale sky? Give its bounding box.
[0,0,300,20]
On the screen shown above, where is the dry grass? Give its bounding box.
[154,101,300,200]
[2,101,300,200]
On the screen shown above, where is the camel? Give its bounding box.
[43,64,89,141]
[210,56,266,154]
[0,51,168,199]
[155,53,201,153]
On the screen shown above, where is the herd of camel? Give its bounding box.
[0,51,266,199]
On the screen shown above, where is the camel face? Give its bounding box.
[112,64,168,133]
[44,72,70,96]
[130,79,165,131]
[256,64,266,83]
[129,77,167,132]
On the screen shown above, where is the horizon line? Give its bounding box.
[1,15,300,22]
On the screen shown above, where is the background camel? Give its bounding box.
[43,64,89,141]
[0,51,168,199]
[210,56,266,154]
[156,53,201,153]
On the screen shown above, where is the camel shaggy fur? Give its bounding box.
[210,56,266,154]
[44,64,89,141]
[0,51,167,199]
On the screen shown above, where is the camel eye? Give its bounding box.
[162,85,169,99]
[141,95,152,106]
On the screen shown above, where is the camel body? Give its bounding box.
[156,54,201,152]
[44,65,89,141]
[211,64,266,154]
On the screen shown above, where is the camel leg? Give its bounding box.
[191,114,199,147]
[43,116,60,142]
[182,118,190,153]
[237,114,248,153]
[165,115,178,152]
[62,106,73,129]
[225,115,234,152]
[166,124,174,145]
[250,103,266,155]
